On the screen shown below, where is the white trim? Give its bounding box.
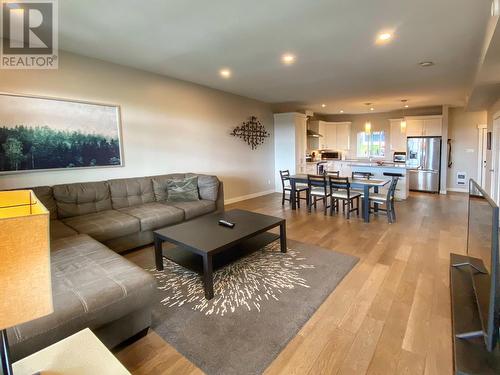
[447,188,468,193]
[477,124,487,187]
[440,189,448,195]
[224,189,276,205]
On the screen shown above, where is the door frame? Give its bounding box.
[492,114,500,203]
[477,124,487,188]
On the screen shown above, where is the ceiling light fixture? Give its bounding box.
[376,31,394,44]
[419,61,435,67]
[281,53,296,65]
[400,100,408,132]
[321,104,326,108]
[219,68,231,78]
[364,103,372,133]
[340,110,344,113]
[370,107,374,111]
[492,0,499,16]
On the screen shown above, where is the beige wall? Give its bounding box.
[447,107,487,190]
[323,106,442,160]
[0,52,275,201]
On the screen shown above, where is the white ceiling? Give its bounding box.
[59,0,492,114]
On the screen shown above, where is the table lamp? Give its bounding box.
[0,190,53,375]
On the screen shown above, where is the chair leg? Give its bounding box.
[308,194,312,213]
[391,200,396,221]
[296,191,300,208]
[282,191,285,206]
[356,197,360,216]
[324,197,328,215]
[346,200,350,219]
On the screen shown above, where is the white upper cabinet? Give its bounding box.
[335,122,351,150]
[405,116,442,137]
[423,117,442,136]
[389,119,406,151]
[324,123,338,149]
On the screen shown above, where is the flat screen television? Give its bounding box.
[465,179,500,351]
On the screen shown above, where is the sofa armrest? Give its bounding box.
[216,181,224,213]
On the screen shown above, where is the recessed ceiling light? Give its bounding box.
[370,107,374,111]
[419,61,435,67]
[321,104,326,108]
[281,53,296,65]
[377,32,393,41]
[219,68,231,78]
[404,104,409,108]
[340,110,344,113]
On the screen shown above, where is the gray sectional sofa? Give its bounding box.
[7,173,223,360]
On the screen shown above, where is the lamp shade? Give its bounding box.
[0,190,53,330]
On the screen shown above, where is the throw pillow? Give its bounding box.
[166,176,200,202]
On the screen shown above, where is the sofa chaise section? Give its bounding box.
[8,234,155,361]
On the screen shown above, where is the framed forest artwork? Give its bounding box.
[0,93,123,174]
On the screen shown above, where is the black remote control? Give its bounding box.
[218,219,235,228]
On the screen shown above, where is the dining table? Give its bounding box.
[288,174,391,223]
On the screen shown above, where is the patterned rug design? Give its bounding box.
[144,238,359,375]
[148,242,314,316]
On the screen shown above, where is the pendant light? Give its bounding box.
[400,99,408,132]
[364,103,372,133]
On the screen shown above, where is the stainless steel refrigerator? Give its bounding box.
[407,137,441,193]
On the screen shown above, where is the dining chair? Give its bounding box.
[280,170,309,208]
[352,171,373,180]
[368,177,399,223]
[328,176,361,219]
[324,170,340,177]
[307,174,331,215]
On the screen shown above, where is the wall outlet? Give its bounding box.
[267,179,271,185]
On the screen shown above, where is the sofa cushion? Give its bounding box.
[186,174,220,201]
[108,177,155,209]
[166,176,200,202]
[167,199,216,220]
[31,186,58,220]
[8,234,155,353]
[50,220,78,240]
[151,173,186,202]
[118,202,184,231]
[62,210,140,242]
[53,182,112,219]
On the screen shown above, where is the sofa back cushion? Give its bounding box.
[108,177,155,209]
[31,186,58,220]
[151,173,186,202]
[165,176,200,202]
[53,181,112,219]
[186,173,220,201]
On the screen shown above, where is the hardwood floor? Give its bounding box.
[117,191,467,375]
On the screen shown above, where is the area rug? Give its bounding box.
[144,235,359,375]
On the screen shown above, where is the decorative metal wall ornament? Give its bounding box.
[231,116,270,150]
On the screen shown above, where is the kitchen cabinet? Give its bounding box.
[335,122,351,150]
[390,119,407,151]
[274,112,308,191]
[307,121,351,151]
[405,116,442,137]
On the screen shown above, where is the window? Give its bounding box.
[356,131,385,158]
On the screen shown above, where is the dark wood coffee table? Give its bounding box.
[153,209,286,299]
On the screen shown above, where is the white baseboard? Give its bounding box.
[224,189,276,205]
[447,187,468,193]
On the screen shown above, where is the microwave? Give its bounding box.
[320,151,341,160]
[393,152,406,163]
